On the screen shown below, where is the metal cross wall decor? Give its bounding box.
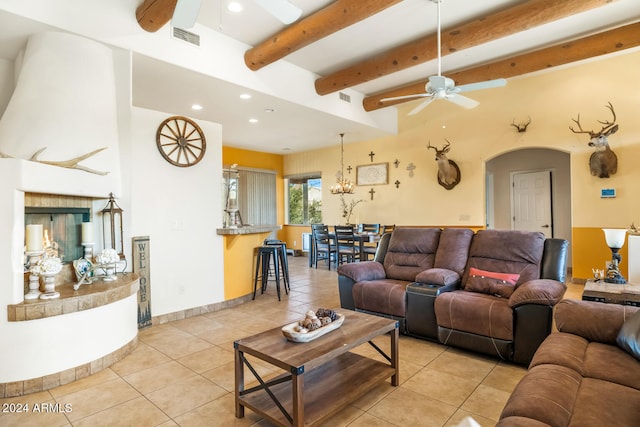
[368,151,375,162]
[368,188,375,200]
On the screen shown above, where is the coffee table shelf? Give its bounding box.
[234,310,399,427]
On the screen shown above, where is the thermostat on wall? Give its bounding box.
[601,188,616,198]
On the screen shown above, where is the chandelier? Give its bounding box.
[330,133,355,195]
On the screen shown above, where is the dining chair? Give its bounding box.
[382,224,396,234]
[358,223,381,234]
[312,224,336,269]
[334,225,359,264]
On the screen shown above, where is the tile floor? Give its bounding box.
[1,256,584,427]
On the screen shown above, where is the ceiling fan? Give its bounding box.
[172,0,303,29]
[382,0,506,116]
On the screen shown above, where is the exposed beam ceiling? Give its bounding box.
[136,0,178,33]
[314,0,612,95]
[245,0,402,70]
[363,21,640,111]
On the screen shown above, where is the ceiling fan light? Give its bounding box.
[227,1,243,13]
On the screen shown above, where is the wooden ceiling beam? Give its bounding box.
[363,22,640,112]
[316,0,613,95]
[244,0,402,71]
[136,0,178,33]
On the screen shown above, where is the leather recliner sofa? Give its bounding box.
[498,299,640,426]
[337,227,568,365]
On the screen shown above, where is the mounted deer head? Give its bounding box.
[569,102,619,178]
[426,139,461,190]
[511,117,531,132]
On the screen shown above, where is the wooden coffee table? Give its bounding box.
[234,309,399,427]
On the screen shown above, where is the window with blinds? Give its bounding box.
[237,168,277,226]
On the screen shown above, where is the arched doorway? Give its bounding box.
[486,148,571,268]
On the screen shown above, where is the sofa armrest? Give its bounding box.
[555,299,640,345]
[508,279,566,308]
[337,261,386,283]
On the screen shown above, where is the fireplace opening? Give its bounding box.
[25,207,91,263]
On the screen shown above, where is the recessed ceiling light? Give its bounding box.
[227,1,243,13]
[239,93,252,100]
[191,104,203,110]
[249,118,258,123]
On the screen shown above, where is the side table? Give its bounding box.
[582,280,640,306]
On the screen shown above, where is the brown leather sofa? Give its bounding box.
[498,299,640,426]
[337,228,568,365]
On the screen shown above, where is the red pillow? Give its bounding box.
[465,267,521,298]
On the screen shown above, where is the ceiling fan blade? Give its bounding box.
[455,78,507,93]
[381,93,430,103]
[445,93,479,109]
[172,0,202,29]
[408,97,436,116]
[254,0,302,24]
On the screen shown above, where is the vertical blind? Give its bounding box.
[238,168,277,226]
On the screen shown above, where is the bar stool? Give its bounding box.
[264,239,290,292]
[253,246,282,300]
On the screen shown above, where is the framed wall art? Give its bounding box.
[357,162,389,186]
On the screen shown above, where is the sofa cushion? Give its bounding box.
[383,228,441,281]
[570,377,640,427]
[499,364,581,427]
[464,267,520,298]
[433,228,474,276]
[435,290,513,341]
[462,230,545,287]
[555,299,638,345]
[415,268,460,286]
[532,331,640,391]
[352,279,407,318]
[617,309,640,361]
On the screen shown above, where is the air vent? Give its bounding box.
[339,92,351,103]
[172,27,200,46]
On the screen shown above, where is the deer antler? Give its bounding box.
[597,102,617,136]
[426,141,437,152]
[570,102,618,138]
[511,117,531,132]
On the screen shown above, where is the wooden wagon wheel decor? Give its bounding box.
[156,116,206,167]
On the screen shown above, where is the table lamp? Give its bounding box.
[602,228,627,284]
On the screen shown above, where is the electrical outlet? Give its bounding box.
[294,240,297,247]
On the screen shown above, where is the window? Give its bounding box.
[287,176,322,225]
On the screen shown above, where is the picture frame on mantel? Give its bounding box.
[357,162,389,186]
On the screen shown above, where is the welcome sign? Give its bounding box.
[132,236,152,329]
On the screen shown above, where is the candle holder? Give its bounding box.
[40,271,61,299]
[24,250,44,300]
[82,242,94,261]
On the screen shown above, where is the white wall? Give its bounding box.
[129,107,224,315]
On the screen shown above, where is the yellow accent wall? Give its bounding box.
[222,147,285,299]
[572,228,628,281]
[283,49,640,281]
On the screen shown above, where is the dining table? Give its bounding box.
[308,229,381,266]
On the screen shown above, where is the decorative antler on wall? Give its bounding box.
[0,147,109,175]
[569,102,618,178]
[511,117,531,132]
[426,139,461,190]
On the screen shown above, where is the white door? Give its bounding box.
[511,170,553,238]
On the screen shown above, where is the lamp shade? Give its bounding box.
[603,228,627,249]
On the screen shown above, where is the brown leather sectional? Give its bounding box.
[337,227,568,365]
[498,299,640,426]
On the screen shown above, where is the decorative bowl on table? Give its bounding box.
[282,308,345,343]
